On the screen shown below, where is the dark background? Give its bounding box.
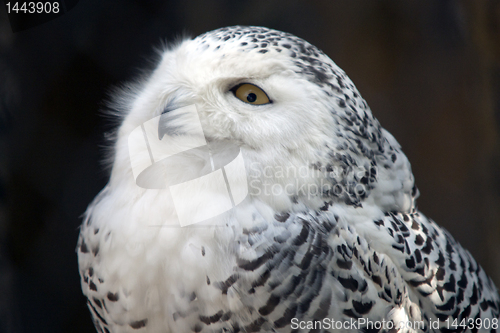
[1,1,499,332]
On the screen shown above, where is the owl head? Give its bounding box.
[108,26,416,215]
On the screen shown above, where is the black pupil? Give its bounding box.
[246,93,257,103]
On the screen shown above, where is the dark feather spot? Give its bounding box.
[343,308,360,319]
[215,274,238,294]
[292,224,309,246]
[443,275,456,292]
[274,213,289,222]
[89,281,97,291]
[470,284,478,305]
[337,258,353,269]
[338,276,358,291]
[372,275,383,287]
[238,250,274,271]
[106,293,119,304]
[406,256,416,269]
[80,241,89,253]
[414,249,422,263]
[436,296,455,311]
[353,300,373,315]
[461,305,471,320]
[258,294,280,315]
[252,270,271,289]
[411,220,420,230]
[436,267,446,281]
[435,251,445,267]
[130,319,148,329]
[421,237,434,254]
[199,310,223,325]
[92,297,102,309]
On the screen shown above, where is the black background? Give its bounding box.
[1,1,499,332]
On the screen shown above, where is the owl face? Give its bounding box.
[123,27,379,159]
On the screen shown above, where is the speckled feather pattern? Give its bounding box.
[77,26,500,333]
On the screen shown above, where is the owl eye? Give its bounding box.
[231,83,271,105]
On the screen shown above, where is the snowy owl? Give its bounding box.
[77,26,500,333]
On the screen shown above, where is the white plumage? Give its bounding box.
[78,26,500,333]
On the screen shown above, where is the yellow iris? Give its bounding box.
[232,83,271,105]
